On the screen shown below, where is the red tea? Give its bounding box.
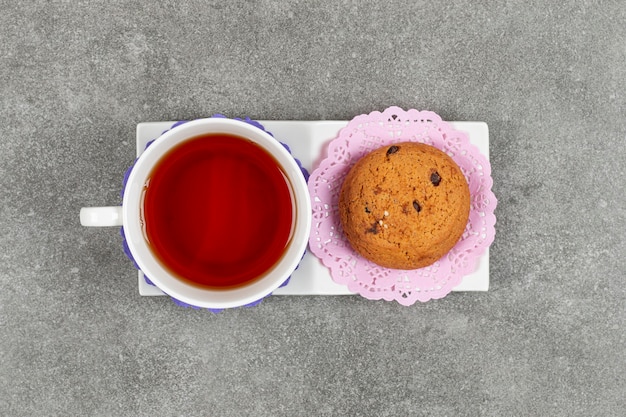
[143,133,295,289]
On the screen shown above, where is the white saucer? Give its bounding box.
[135,120,490,296]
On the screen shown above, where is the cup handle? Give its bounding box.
[80,206,123,227]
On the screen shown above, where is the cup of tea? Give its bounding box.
[81,118,312,309]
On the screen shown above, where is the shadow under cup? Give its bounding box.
[123,119,311,309]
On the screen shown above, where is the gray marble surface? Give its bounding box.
[1,1,625,416]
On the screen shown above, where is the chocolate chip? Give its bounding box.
[386,145,399,155]
[430,171,441,186]
[365,222,379,234]
[413,200,421,213]
[365,206,371,214]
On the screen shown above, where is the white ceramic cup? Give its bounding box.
[80,118,311,309]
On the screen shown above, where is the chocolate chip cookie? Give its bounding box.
[338,142,470,269]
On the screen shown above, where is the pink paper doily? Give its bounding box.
[308,107,497,305]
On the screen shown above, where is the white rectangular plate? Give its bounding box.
[136,120,490,296]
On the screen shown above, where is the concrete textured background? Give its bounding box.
[1,1,625,416]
